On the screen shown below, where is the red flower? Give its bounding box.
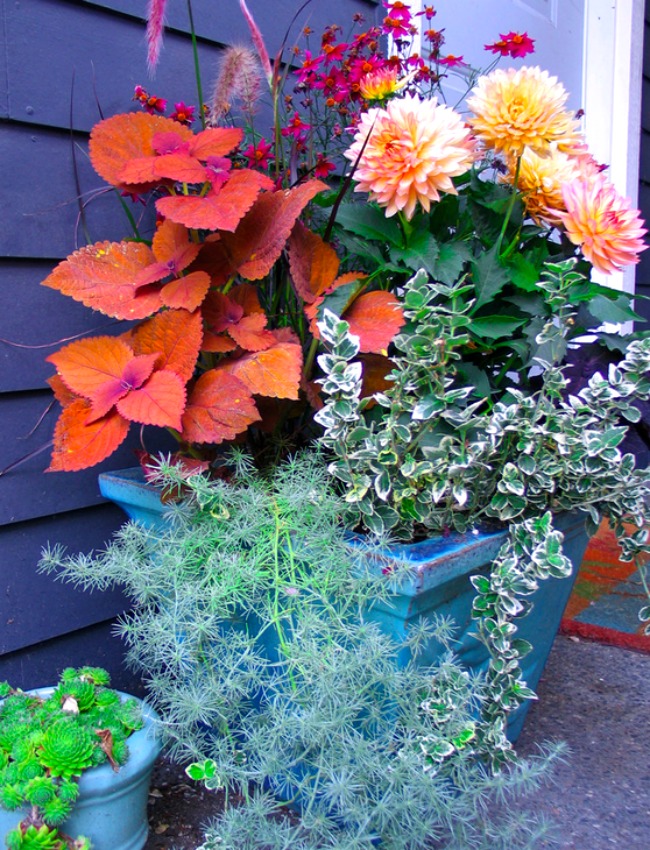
[170,101,196,125]
[416,5,436,20]
[382,1,412,24]
[242,138,274,169]
[382,16,412,38]
[438,54,465,68]
[322,41,349,65]
[294,50,325,85]
[133,85,167,114]
[314,154,336,178]
[281,113,311,139]
[485,31,535,59]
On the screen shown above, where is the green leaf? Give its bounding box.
[317,279,367,323]
[390,230,440,275]
[586,294,644,325]
[430,241,472,285]
[335,203,403,247]
[506,254,541,292]
[471,245,510,310]
[470,315,526,340]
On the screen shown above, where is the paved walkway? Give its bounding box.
[517,635,650,850]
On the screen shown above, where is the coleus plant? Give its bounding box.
[41,0,539,473]
[42,109,405,472]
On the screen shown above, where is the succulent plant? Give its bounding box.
[6,824,64,850]
[0,668,142,850]
[39,722,95,780]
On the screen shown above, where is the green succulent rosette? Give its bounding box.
[24,776,58,807]
[0,782,24,809]
[38,720,95,779]
[41,796,73,827]
[7,824,64,850]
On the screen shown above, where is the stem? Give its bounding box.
[186,0,206,129]
[495,155,522,257]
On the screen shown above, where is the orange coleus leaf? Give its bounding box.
[131,309,203,382]
[156,169,273,231]
[218,180,327,281]
[120,147,209,185]
[135,221,202,287]
[47,374,79,408]
[287,221,340,303]
[229,282,263,314]
[181,371,260,444]
[118,127,243,185]
[223,341,303,400]
[42,241,160,320]
[201,333,238,354]
[161,271,211,311]
[47,337,157,421]
[343,291,405,354]
[116,370,186,430]
[227,313,276,352]
[202,291,244,333]
[190,127,244,160]
[89,113,193,190]
[48,399,130,472]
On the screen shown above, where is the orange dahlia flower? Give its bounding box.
[507,144,599,226]
[559,175,647,274]
[467,66,581,157]
[344,94,476,219]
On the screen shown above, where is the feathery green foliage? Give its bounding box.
[41,453,564,849]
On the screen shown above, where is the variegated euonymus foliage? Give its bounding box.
[316,260,650,756]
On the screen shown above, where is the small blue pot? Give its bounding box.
[0,691,162,850]
[99,468,589,741]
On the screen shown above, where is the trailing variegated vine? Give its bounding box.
[316,260,650,759]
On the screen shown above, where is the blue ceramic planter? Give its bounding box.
[99,468,589,741]
[0,691,162,850]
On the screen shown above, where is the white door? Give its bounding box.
[427,0,584,113]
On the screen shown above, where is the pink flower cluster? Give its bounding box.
[133,85,196,126]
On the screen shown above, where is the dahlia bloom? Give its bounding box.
[359,67,406,101]
[507,145,599,226]
[344,94,476,219]
[467,66,581,157]
[559,175,647,274]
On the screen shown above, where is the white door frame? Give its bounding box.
[583,0,645,293]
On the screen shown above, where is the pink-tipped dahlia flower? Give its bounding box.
[467,66,581,157]
[344,94,476,219]
[559,175,647,274]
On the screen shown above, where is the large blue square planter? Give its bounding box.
[99,468,589,741]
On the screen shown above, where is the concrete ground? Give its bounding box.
[517,635,650,850]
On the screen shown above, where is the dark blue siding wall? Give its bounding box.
[1,0,380,689]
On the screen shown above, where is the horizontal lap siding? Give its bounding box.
[2,0,379,685]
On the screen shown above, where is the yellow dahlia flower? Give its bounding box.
[467,66,581,157]
[506,144,598,226]
[359,67,407,101]
[559,174,647,274]
[344,94,476,219]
